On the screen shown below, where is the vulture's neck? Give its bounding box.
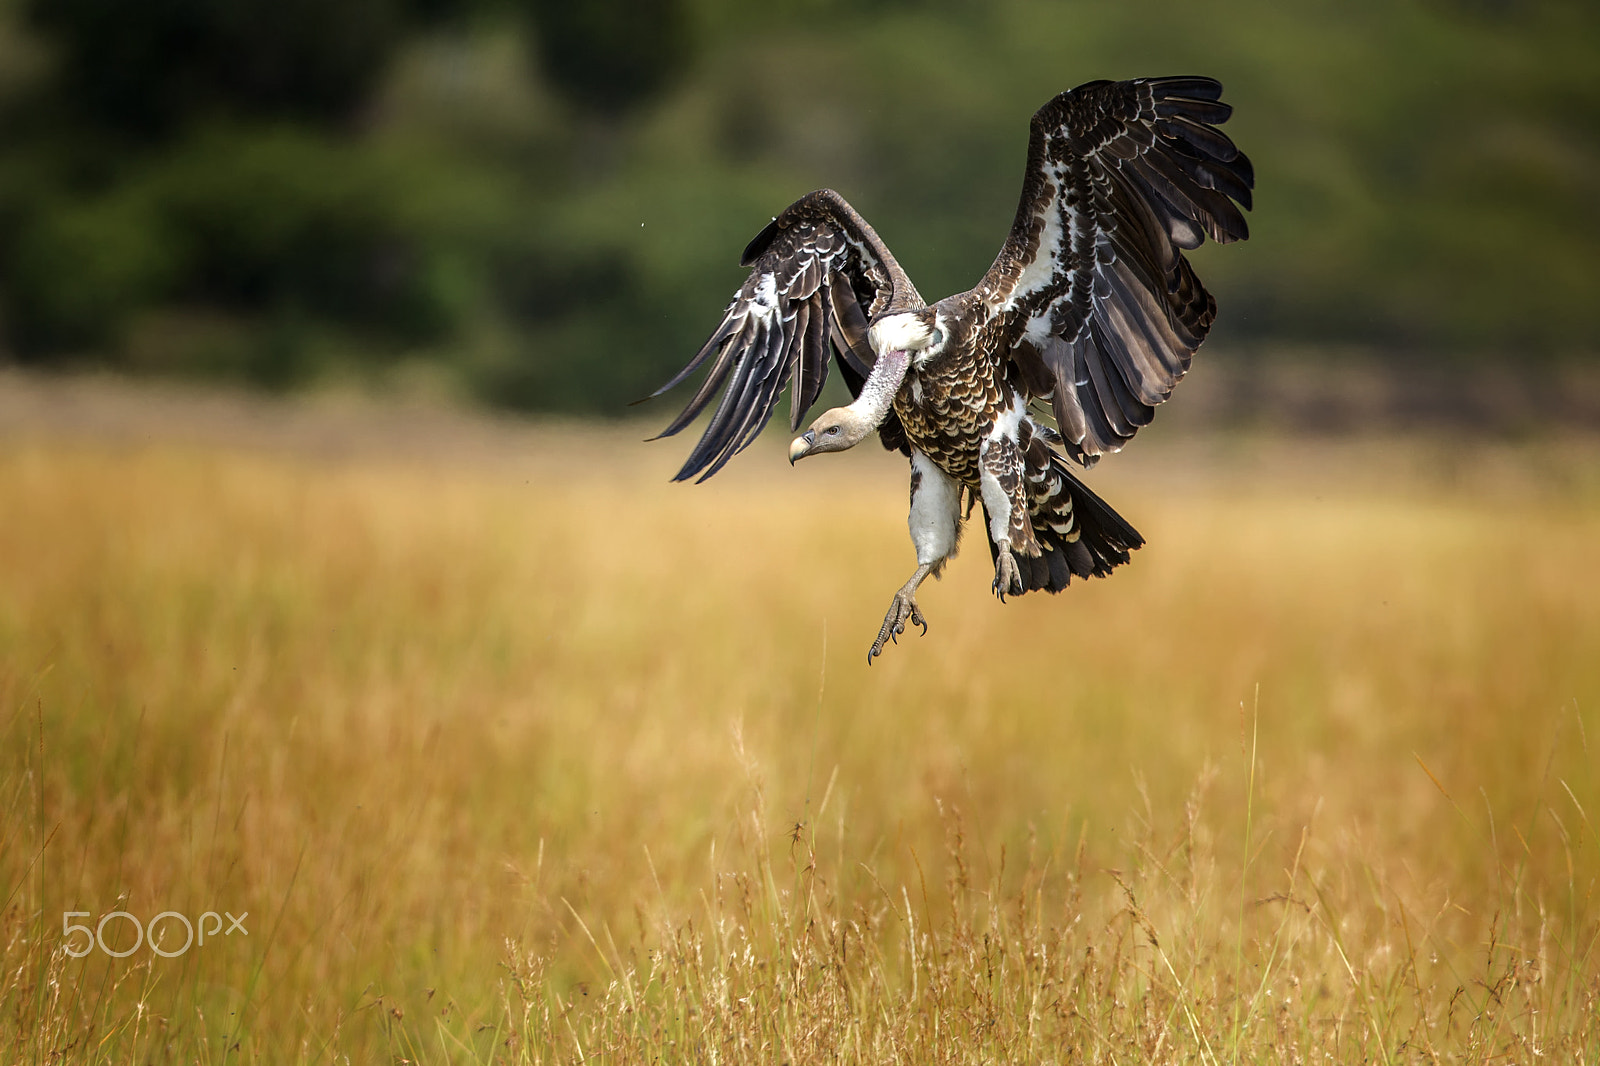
[849,348,911,428]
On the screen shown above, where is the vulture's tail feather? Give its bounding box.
[985,453,1144,594]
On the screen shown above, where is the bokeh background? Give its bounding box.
[4,2,1600,1061]
[0,0,1596,414]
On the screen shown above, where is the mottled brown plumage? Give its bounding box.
[887,301,1006,487]
[652,76,1253,658]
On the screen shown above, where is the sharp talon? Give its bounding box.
[871,585,928,662]
[993,551,1022,603]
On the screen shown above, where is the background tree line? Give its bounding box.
[0,0,1594,412]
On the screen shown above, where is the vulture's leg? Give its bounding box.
[979,427,1041,602]
[869,451,962,662]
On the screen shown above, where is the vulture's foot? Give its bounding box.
[993,548,1023,602]
[868,589,927,663]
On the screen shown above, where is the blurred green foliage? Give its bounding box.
[26,0,409,133]
[0,0,1594,411]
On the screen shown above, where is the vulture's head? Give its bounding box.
[789,406,875,463]
[789,309,945,464]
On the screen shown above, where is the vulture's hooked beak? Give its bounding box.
[788,430,816,464]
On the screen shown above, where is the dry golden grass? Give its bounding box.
[1,392,1598,1062]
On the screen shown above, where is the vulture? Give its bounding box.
[650,76,1253,661]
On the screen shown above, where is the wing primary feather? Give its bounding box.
[674,317,772,481]
[1155,95,1232,124]
[1104,168,1179,276]
[1108,252,1195,354]
[706,316,790,476]
[1158,138,1255,209]
[1165,255,1217,347]
[1045,338,1090,449]
[785,299,813,432]
[1156,115,1240,162]
[1228,150,1255,190]
[1080,326,1140,437]
[1147,76,1222,100]
[1140,148,1250,242]
[1087,320,1156,428]
[702,319,796,480]
[1121,157,1209,249]
[645,312,739,403]
[732,314,796,452]
[1072,337,1126,456]
[1095,285,1179,404]
[792,291,830,427]
[651,314,755,442]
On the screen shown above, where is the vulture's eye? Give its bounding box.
[827,426,840,436]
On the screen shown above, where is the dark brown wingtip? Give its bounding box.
[740,216,782,267]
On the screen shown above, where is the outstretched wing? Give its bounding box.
[651,189,922,482]
[975,76,1253,466]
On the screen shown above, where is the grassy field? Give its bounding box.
[2,386,1598,1063]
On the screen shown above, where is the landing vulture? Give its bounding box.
[651,76,1253,660]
